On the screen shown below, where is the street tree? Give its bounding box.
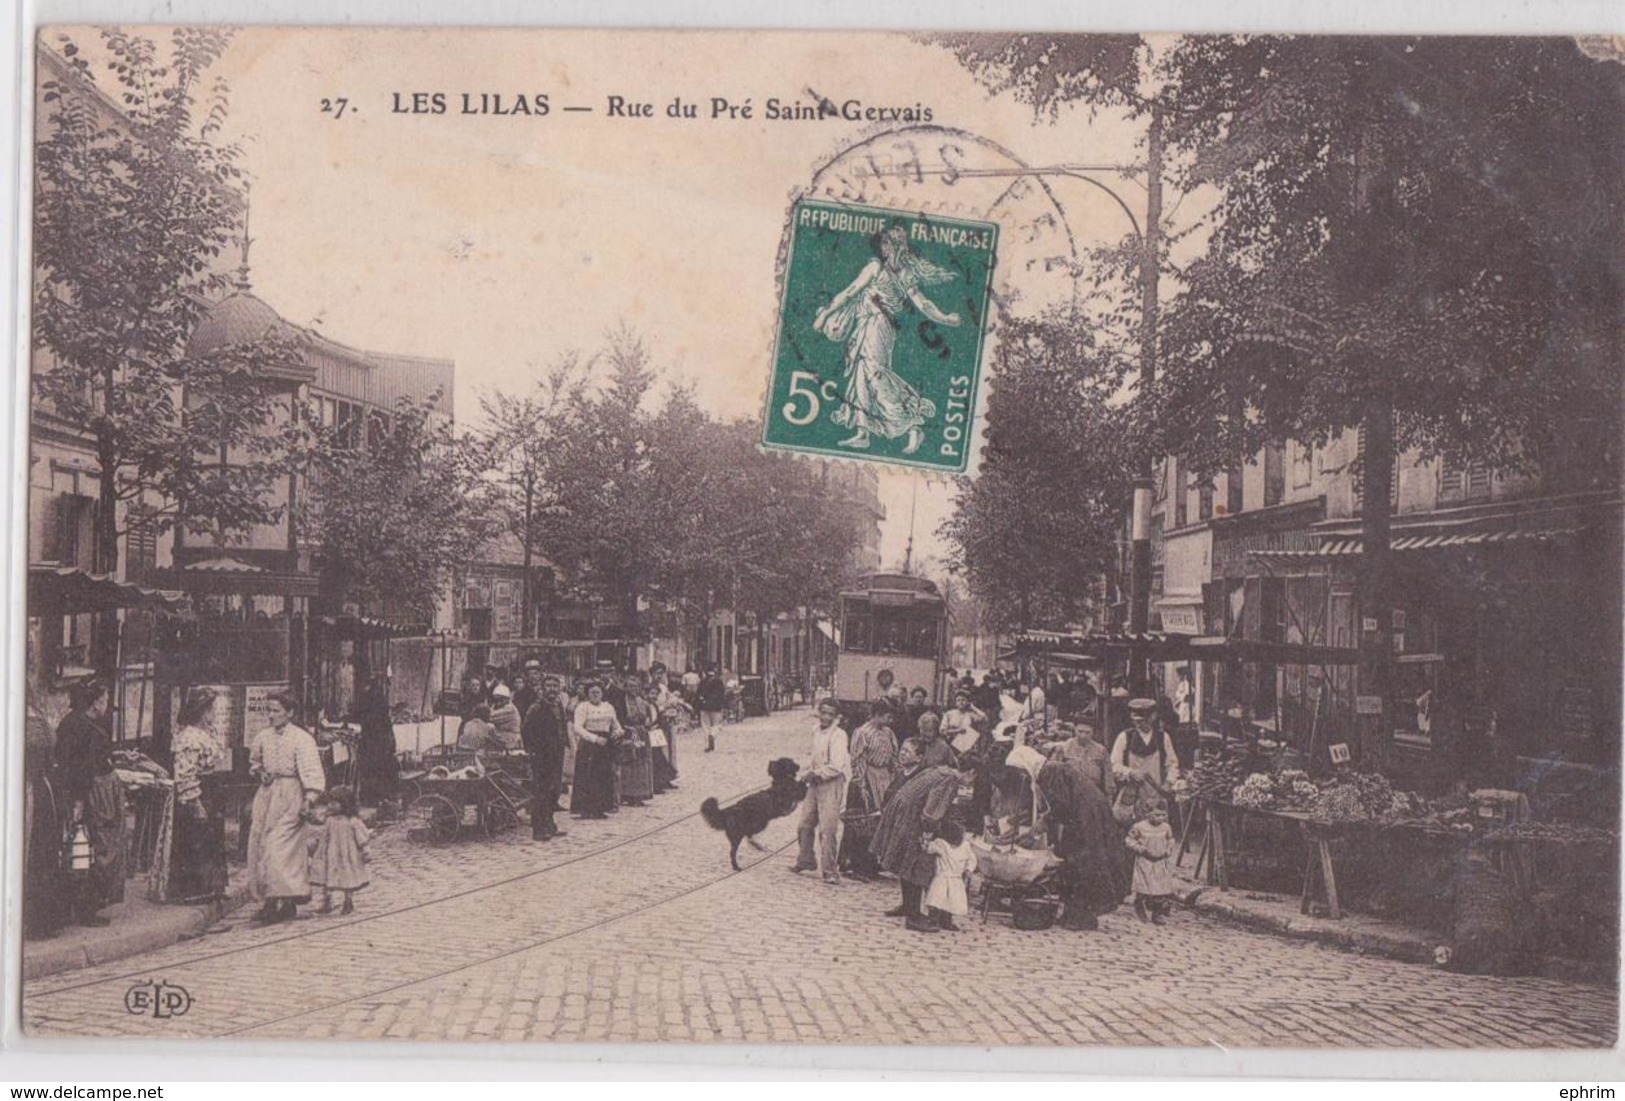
[939,33,1622,734]
[538,328,864,657]
[1143,36,1624,760]
[474,355,587,637]
[302,391,496,639]
[940,315,1137,633]
[33,28,302,678]
[544,328,669,635]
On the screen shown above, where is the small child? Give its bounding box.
[310,786,371,915]
[924,819,978,932]
[1125,794,1176,923]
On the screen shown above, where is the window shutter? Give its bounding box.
[1354,427,1399,511]
[41,492,62,563]
[1439,455,1465,503]
[1466,463,1492,502]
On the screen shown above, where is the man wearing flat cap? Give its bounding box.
[1108,698,1180,827]
[513,659,543,722]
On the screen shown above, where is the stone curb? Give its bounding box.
[1175,882,1608,984]
[1176,883,1438,966]
[23,882,254,982]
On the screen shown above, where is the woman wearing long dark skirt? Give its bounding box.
[1037,757,1129,931]
[55,681,127,927]
[569,683,621,819]
[170,687,229,902]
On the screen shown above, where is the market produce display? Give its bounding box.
[1175,748,1247,803]
[1178,752,1615,842]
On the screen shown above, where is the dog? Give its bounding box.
[700,757,808,871]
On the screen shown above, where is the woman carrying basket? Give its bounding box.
[839,700,897,881]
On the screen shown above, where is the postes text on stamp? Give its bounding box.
[762,200,997,473]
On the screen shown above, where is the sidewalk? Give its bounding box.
[1171,863,1438,966]
[1171,865,1607,984]
[22,875,252,982]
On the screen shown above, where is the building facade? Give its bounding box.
[1146,428,1621,805]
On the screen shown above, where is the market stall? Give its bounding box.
[26,565,197,902]
[1175,742,1619,969]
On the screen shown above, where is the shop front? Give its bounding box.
[151,556,320,769]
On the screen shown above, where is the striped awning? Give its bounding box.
[1012,631,1361,666]
[28,564,189,614]
[1013,630,1195,661]
[319,614,429,640]
[1252,526,1579,563]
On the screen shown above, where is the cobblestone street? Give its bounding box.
[22,710,1618,1048]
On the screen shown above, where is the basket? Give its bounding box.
[841,788,882,844]
[1012,898,1058,930]
[971,838,1060,886]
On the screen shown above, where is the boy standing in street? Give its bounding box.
[791,700,850,886]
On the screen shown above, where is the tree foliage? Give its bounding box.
[302,392,495,621]
[472,355,586,634]
[516,328,862,633]
[940,316,1137,632]
[33,28,302,574]
[1150,36,1625,483]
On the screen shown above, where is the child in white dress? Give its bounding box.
[1125,794,1176,923]
[310,786,371,914]
[924,819,978,932]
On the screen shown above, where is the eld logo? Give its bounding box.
[124,980,192,1019]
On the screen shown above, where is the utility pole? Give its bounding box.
[1127,106,1164,693]
[903,478,918,574]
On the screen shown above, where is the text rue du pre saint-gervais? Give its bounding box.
[388,92,935,123]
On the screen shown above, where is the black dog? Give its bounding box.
[700,757,807,871]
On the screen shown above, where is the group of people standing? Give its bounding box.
[785,687,1184,935]
[468,660,688,841]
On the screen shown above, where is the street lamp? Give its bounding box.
[907,109,1166,686]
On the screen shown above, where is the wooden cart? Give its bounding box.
[404,764,529,844]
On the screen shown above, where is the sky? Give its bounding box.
[53,27,1150,573]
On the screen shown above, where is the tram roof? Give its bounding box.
[840,572,945,606]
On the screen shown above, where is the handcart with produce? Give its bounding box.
[970,743,1063,927]
[402,751,531,844]
[971,835,1063,927]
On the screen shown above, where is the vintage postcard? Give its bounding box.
[14,25,1622,1050]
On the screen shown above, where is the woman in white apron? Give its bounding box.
[247,690,325,924]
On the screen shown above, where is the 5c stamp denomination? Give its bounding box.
[762,200,997,473]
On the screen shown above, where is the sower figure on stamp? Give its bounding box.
[813,223,961,454]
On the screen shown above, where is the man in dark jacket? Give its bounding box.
[512,659,543,723]
[521,675,570,841]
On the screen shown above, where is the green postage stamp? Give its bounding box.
[762,200,998,473]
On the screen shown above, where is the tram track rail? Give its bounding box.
[26,781,773,1002]
[220,835,800,1038]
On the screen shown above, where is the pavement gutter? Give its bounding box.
[23,879,254,982]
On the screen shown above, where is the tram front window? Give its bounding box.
[844,612,936,657]
[843,615,873,654]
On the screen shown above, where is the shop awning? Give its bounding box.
[28,564,190,614]
[1014,630,1361,667]
[157,559,322,597]
[1251,526,1581,564]
[1013,630,1201,662]
[319,614,429,641]
[1186,636,1362,666]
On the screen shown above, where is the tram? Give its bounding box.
[831,572,950,722]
